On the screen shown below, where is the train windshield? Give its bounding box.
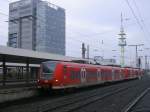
[42,61,57,79]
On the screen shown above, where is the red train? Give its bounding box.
[37,61,144,90]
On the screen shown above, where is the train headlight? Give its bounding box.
[55,79,58,82]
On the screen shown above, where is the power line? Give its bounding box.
[125,0,150,45]
[132,0,150,35]
[132,0,143,23]
[125,0,143,29]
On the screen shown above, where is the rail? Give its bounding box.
[39,84,137,112]
[122,88,150,112]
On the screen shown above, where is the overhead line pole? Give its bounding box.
[82,43,86,59]
[86,45,90,63]
[128,44,144,68]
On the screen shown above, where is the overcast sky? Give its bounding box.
[0,0,150,67]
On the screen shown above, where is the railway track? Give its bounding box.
[38,82,138,112]
[1,78,147,112]
[44,87,131,112]
[122,88,150,112]
[39,77,149,112]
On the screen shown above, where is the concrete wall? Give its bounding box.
[0,87,38,103]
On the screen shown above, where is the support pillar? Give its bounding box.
[26,59,29,84]
[2,55,6,86]
[21,66,23,79]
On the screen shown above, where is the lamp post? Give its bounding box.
[144,48,150,72]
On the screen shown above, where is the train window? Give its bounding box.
[70,70,74,79]
[77,71,81,79]
[101,70,104,79]
[42,61,57,79]
[63,65,67,74]
[87,71,93,78]
[70,70,80,80]
[130,70,132,76]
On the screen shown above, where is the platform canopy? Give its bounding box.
[0,46,80,64]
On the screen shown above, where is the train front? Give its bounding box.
[37,61,57,89]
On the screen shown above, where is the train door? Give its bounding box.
[80,68,86,83]
[112,68,115,81]
[97,69,101,82]
[108,69,112,81]
[122,69,125,79]
[113,69,117,81]
[130,69,132,79]
[101,69,104,82]
[120,69,122,80]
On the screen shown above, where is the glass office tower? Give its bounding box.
[8,0,65,55]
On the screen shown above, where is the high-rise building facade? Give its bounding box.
[8,0,65,55]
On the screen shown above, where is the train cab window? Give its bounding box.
[42,61,57,79]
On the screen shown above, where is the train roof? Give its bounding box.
[42,60,141,70]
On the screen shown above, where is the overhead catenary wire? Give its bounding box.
[125,0,150,45]
[132,0,150,35]
[126,0,150,62]
[125,0,143,30]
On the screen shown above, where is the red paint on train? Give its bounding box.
[37,61,144,90]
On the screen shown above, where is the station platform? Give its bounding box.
[0,82,37,103]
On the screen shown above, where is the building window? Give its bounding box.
[9,33,17,48]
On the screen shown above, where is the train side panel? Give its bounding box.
[38,61,143,90]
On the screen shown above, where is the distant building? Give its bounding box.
[102,59,116,65]
[94,56,116,65]
[8,0,65,55]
